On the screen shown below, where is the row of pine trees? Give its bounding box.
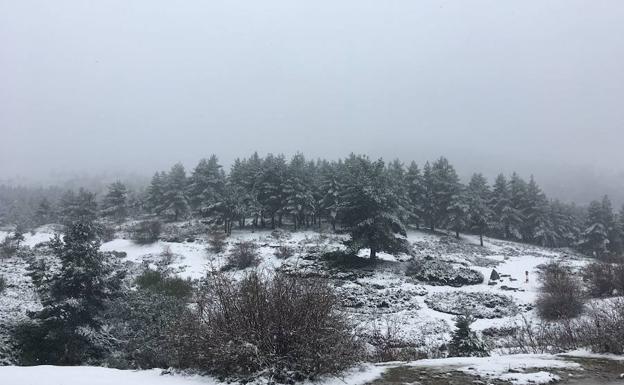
[6,153,624,259]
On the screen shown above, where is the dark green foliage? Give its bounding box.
[101,181,128,222]
[448,315,489,357]
[135,268,193,299]
[130,220,162,244]
[59,188,98,225]
[18,222,125,364]
[340,155,407,259]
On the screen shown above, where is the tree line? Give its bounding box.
[2,153,623,259]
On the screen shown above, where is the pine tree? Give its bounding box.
[258,154,288,228]
[427,157,460,232]
[467,173,492,246]
[59,189,98,225]
[386,159,411,227]
[146,172,167,215]
[339,155,407,259]
[524,176,553,246]
[24,222,124,364]
[162,163,190,221]
[35,198,55,226]
[284,153,314,230]
[448,315,489,357]
[578,199,609,258]
[490,174,522,240]
[101,181,128,222]
[319,161,342,232]
[405,162,425,229]
[187,155,226,215]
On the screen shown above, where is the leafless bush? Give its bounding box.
[224,241,260,270]
[581,299,624,354]
[207,232,227,254]
[367,318,422,362]
[194,271,362,382]
[536,262,585,320]
[584,262,624,297]
[504,315,581,354]
[274,244,295,259]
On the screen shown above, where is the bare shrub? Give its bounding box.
[581,299,624,354]
[367,318,422,362]
[131,220,162,244]
[208,232,227,254]
[536,262,585,320]
[0,275,6,293]
[504,315,581,354]
[583,262,621,297]
[274,244,295,259]
[224,241,259,270]
[195,271,362,381]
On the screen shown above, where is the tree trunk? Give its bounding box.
[370,248,377,260]
[480,233,484,247]
[455,229,460,239]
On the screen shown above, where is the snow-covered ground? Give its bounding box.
[0,364,385,385]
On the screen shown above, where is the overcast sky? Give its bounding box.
[1,1,623,203]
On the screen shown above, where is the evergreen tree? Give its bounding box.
[467,173,492,246]
[35,198,55,226]
[339,155,406,259]
[421,162,436,231]
[23,222,124,364]
[446,185,469,239]
[258,154,288,228]
[490,174,523,240]
[187,155,226,215]
[405,162,425,228]
[578,199,610,258]
[59,188,97,225]
[524,176,553,246]
[386,159,411,226]
[101,181,128,222]
[448,315,489,357]
[146,172,167,215]
[162,163,190,221]
[284,153,314,230]
[319,161,342,231]
[427,157,460,232]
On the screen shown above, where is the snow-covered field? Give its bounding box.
[0,225,605,384]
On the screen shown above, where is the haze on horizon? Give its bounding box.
[1,1,623,205]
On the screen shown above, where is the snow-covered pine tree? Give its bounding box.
[258,154,288,228]
[386,159,411,228]
[187,155,226,216]
[58,188,98,225]
[23,221,124,364]
[524,176,554,246]
[35,197,55,226]
[421,161,436,231]
[578,199,610,258]
[490,174,523,240]
[405,162,425,229]
[101,181,128,222]
[146,172,166,215]
[339,155,407,259]
[162,163,190,221]
[284,153,314,230]
[448,314,489,357]
[467,173,492,246]
[429,157,461,233]
[319,160,343,232]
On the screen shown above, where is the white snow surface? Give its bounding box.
[407,354,581,385]
[0,364,384,385]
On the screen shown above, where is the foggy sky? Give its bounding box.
[1,1,623,204]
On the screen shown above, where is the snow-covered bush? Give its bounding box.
[104,289,195,369]
[274,244,295,259]
[135,268,193,299]
[583,262,624,297]
[536,262,585,320]
[195,271,362,382]
[448,315,489,357]
[130,220,162,244]
[406,258,484,287]
[207,231,227,254]
[425,291,517,319]
[224,241,259,270]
